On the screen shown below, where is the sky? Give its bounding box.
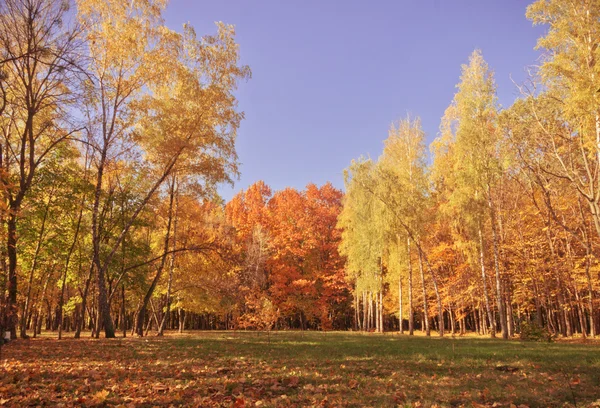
[163,1,547,201]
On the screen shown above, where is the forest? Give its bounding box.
[0,0,599,344]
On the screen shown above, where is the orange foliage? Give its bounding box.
[226,182,350,330]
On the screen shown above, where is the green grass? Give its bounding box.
[1,331,599,407]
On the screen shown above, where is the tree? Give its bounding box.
[526,0,600,337]
[0,0,83,338]
[78,0,249,337]
[226,181,272,325]
[338,159,386,332]
[439,50,508,339]
[378,117,430,335]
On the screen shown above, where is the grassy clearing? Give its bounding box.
[1,331,599,407]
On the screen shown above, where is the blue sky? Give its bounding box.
[164,1,546,201]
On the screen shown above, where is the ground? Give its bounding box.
[0,331,599,407]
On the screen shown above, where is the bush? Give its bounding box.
[519,321,554,342]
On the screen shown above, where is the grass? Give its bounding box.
[1,331,600,407]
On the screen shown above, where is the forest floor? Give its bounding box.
[0,331,599,407]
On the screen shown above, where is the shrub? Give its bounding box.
[519,321,554,342]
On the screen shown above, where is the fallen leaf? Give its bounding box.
[93,390,109,403]
[286,376,299,387]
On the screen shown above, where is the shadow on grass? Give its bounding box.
[1,331,598,406]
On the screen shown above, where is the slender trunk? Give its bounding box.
[7,211,18,339]
[557,279,572,337]
[58,198,85,340]
[354,291,360,331]
[428,265,444,337]
[532,279,543,327]
[473,300,480,334]
[506,298,515,337]
[407,237,414,335]
[91,147,115,338]
[159,179,178,336]
[480,304,487,335]
[478,224,495,338]
[583,247,596,337]
[449,303,456,335]
[178,307,184,333]
[488,190,508,339]
[577,198,596,337]
[57,276,68,340]
[379,291,383,333]
[398,275,403,334]
[418,249,430,336]
[375,291,380,333]
[367,291,372,331]
[121,284,126,337]
[362,291,367,332]
[566,241,587,338]
[33,264,53,337]
[593,110,600,239]
[136,178,176,336]
[573,280,587,337]
[74,262,94,339]
[20,191,53,338]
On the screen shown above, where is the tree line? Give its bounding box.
[0,0,250,340]
[340,0,600,339]
[2,0,599,341]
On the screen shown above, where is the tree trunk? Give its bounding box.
[20,191,53,338]
[121,284,127,337]
[58,196,85,340]
[366,291,371,331]
[178,307,184,333]
[407,237,414,335]
[418,249,430,336]
[6,211,19,339]
[478,224,496,338]
[135,178,176,336]
[449,303,456,335]
[488,190,508,339]
[362,291,367,331]
[158,178,179,336]
[583,249,596,337]
[74,264,94,339]
[354,291,360,331]
[375,291,380,333]
[428,265,444,337]
[379,290,383,333]
[506,298,515,338]
[91,146,116,338]
[398,275,403,334]
[33,265,53,338]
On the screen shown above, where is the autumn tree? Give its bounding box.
[438,50,508,339]
[525,0,600,337]
[78,0,249,337]
[0,0,85,338]
[378,117,431,335]
[338,159,386,332]
[268,184,348,330]
[226,181,272,326]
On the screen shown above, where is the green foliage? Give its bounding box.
[519,321,555,342]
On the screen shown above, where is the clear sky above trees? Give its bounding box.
[164,1,546,201]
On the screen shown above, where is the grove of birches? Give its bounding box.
[0,0,599,342]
